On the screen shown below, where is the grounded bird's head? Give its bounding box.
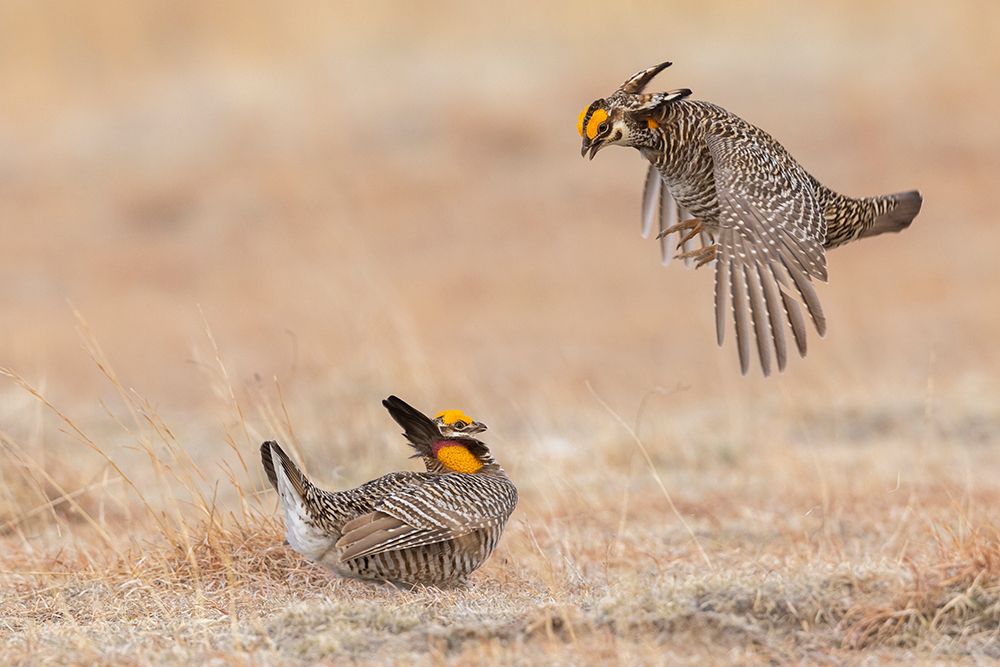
[382,396,499,475]
[578,61,692,159]
[434,408,487,438]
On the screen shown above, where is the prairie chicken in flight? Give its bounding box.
[261,396,517,585]
[578,62,922,375]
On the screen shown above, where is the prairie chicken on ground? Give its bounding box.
[578,62,922,376]
[260,396,517,585]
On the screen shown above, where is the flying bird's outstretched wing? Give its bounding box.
[705,132,828,375]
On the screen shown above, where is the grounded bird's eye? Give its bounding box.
[453,420,467,429]
[598,122,609,134]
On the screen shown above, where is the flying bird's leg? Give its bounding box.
[674,243,718,269]
[656,217,702,241]
[675,220,705,250]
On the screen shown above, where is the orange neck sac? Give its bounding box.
[432,439,483,474]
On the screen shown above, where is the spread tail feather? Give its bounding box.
[862,190,922,239]
[261,441,338,561]
[260,441,309,500]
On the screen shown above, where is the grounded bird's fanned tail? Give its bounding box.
[862,190,922,239]
[261,441,310,500]
[261,441,340,561]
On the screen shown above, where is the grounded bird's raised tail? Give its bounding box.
[578,61,921,376]
[261,440,309,499]
[261,441,341,565]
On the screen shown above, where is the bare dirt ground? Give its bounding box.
[2,2,1000,664]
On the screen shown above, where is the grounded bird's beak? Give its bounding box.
[467,421,487,435]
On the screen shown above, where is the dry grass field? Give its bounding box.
[3,1,1000,664]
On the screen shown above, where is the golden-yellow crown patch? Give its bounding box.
[577,106,609,140]
[585,108,608,140]
[436,409,474,425]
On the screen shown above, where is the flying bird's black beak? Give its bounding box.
[581,139,602,160]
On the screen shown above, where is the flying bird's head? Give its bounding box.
[577,61,692,159]
[577,100,620,159]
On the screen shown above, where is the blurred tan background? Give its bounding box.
[1,0,998,446]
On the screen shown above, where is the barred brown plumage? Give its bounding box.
[579,62,922,376]
[260,396,517,585]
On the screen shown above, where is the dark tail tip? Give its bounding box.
[260,440,309,498]
[863,190,922,239]
[260,441,279,489]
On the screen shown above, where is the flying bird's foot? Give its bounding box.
[656,217,703,243]
[674,243,718,269]
[676,220,705,249]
